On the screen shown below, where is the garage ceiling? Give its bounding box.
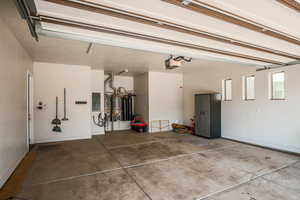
[1,0,300,73]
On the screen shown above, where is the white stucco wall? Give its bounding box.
[33,62,92,143]
[148,72,184,132]
[183,63,300,153]
[91,70,105,135]
[134,73,149,123]
[0,18,33,188]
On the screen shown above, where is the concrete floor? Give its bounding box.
[19,131,300,200]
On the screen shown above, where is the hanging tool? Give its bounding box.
[52,96,62,132]
[61,88,69,121]
[128,95,132,120]
[93,112,107,127]
[52,96,61,125]
[52,124,62,132]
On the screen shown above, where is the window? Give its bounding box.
[222,79,232,101]
[92,92,101,112]
[244,75,255,100]
[271,72,285,100]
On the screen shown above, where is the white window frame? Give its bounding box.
[243,75,255,101]
[270,71,286,100]
[222,79,232,101]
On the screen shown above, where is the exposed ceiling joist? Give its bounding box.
[163,0,300,46]
[33,15,285,65]
[276,0,300,12]
[43,0,300,60]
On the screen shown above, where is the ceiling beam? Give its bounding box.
[34,15,285,65]
[163,0,300,46]
[276,0,300,12]
[42,0,300,60]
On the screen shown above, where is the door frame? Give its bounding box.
[26,71,34,150]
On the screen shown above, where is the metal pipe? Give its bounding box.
[103,71,131,130]
[256,60,300,71]
[14,0,39,41]
[126,97,129,120]
[110,72,116,93]
[110,95,114,131]
[104,73,112,94]
[86,43,93,54]
[104,72,118,132]
[117,69,129,75]
[117,87,127,95]
[61,88,69,121]
[128,96,132,121]
[105,72,116,94]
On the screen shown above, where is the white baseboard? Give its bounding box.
[92,131,105,135]
[0,150,27,188]
[34,135,92,144]
[223,134,300,154]
[105,128,131,131]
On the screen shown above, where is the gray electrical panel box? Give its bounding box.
[195,93,221,138]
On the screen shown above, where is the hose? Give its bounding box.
[92,112,107,127]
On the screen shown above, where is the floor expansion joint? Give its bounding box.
[193,160,300,200]
[97,138,153,200]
